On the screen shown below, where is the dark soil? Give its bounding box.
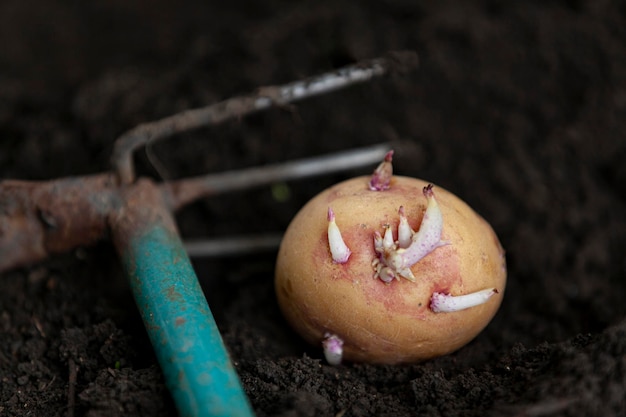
[2,1,626,416]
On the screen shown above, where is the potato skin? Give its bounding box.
[275,176,506,364]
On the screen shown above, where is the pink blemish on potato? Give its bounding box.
[365,243,462,318]
[311,219,463,319]
[362,278,429,319]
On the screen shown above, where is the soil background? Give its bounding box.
[2,1,626,416]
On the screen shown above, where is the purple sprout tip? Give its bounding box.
[369,149,394,191]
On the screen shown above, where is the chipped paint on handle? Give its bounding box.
[110,179,254,417]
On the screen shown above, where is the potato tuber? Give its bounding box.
[275,152,506,364]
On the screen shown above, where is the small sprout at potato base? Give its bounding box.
[322,333,344,366]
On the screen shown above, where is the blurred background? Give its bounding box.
[1,1,625,416]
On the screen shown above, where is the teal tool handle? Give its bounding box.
[110,179,255,417]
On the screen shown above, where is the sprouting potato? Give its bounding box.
[275,152,506,364]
